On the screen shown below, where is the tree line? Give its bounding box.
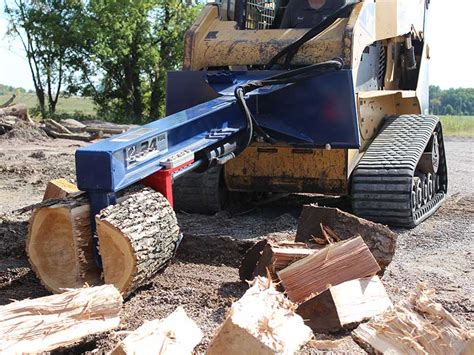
[5,0,201,123]
[430,86,474,116]
[0,84,30,95]
[5,1,473,122]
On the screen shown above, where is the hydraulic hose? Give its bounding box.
[233,58,344,155]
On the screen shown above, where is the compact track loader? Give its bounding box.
[76,0,447,229]
[28,0,448,296]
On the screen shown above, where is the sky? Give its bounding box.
[0,0,473,91]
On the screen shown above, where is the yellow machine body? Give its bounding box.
[183,0,431,196]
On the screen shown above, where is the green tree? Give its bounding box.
[5,0,83,116]
[73,0,201,123]
[444,104,454,115]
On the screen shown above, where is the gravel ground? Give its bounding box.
[0,136,472,353]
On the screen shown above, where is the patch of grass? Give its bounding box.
[440,116,474,137]
[0,92,96,117]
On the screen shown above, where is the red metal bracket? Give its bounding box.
[142,160,194,208]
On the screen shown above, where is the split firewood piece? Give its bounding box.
[97,187,181,298]
[43,178,80,201]
[239,239,317,282]
[278,236,381,303]
[253,244,314,282]
[352,283,473,355]
[296,205,397,271]
[297,276,392,332]
[112,307,202,355]
[27,196,102,293]
[0,285,122,354]
[207,277,313,355]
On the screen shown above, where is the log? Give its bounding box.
[278,236,381,303]
[112,307,203,355]
[85,126,127,135]
[43,178,80,201]
[0,285,122,354]
[27,196,101,293]
[96,187,181,298]
[352,284,473,355]
[296,205,397,271]
[42,127,96,142]
[44,118,73,134]
[207,277,313,355]
[60,118,87,132]
[297,276,392,332]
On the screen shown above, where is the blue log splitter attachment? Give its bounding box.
[75,68,360,263]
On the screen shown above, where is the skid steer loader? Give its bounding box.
[76,0,447,229]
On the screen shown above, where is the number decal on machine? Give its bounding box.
[125,133,168,168]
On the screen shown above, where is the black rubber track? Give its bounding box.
[173,166,227,214]
[352,115,448,228]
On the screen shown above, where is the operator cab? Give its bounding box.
[218,0,355,30]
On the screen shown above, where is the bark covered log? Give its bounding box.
[96,187,181,298]
[352,284,473,354]
[112,307,202,355]
[296,205,397,271]
[0,285,122,354]
[27,195,101,293]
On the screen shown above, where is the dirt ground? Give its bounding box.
[0,133,472,353]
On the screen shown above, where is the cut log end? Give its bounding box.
[96,220,136,295]
[27,203,101,293]
[28,207,79,292]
